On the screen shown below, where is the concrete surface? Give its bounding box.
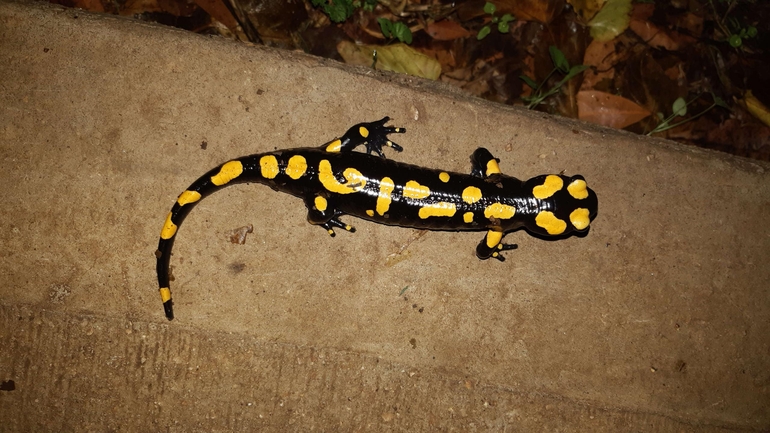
[1,1,769,431]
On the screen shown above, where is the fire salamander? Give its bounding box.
[156,117,598,320]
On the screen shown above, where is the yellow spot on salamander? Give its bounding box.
[260,155,279,179]
[211,160,244,186]
[567,179,589,200]
[439,172,450,183]
[536,211,567,235]
[486,159,501,175]
[318,160,366,194]
[484,203,516,220]
[532,175,564,199]
[376,177,395,215]
[314,196,328,212]
[159,287,171,303]
[160,212,177,239]
[418,202,456,219]
[462,186,482,204]
[326,139,342,153]
[570,208,591,230]
[403,180,430,199]
[486,230,503,248]
[463,212,474,223]
[359,126,369,138]
[286,155,308,180]
[366,209,374,217]
[177,190,201,206]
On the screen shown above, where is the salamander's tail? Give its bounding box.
[155,158,254,320]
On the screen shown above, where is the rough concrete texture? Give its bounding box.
[1,1,768,431]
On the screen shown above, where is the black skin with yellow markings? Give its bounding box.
[156,117,598,320]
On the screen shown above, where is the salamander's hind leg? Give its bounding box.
[325,117,406,157]
[320,217,355,237]
[304,195,355,237]
[470,147,502,178]
[475,229,518,261]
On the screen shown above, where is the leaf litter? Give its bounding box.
[49,0,770,160]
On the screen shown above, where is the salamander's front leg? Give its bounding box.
[324,117,406,157]
[304,195,355,237]
[475,229,518,261]
[470,147,502,178]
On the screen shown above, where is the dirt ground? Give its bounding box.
[1,1,769,431]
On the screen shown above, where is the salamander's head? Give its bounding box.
[523,174,598,237]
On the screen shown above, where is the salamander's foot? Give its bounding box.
[488,243,518,262]
[470,147,502,178]
[336,117,406,157]
[475,230,517,261]
[321,217,356,237]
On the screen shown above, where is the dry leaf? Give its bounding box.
[426,20,472,41]
[568,0,606,22]
[743,90,770,128]
[629,4,695,51]
[337,42,441,80]
[578,90,651,128]
[580,38,618,90]
[588,0,632,42]
[493,0,565,24]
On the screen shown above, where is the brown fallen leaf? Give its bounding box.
[493,0,565,24]
[629,3,695,51]
[192,0,238,33]
[580,38,619,90]
[425,20,472,41]
[577,90,651,129]
[568,0,606,22]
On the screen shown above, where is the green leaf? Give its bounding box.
[321,0,355,23]
[391,21,413,44]
[362,0,377,12]
[498,20,510,33]
[483,2,496,14]
[378,18,393,38]
[549,46,570,73]
[564,64,589,81]
[477,25,492,40]
[672,97,687,117]
[729,34,742,47]
[747,26,757,38]
[588,0,632,42]
[519,75,539,90]
[713,95,729,109]
[500,13,514,23]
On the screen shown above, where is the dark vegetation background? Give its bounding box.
[50,0,770,160]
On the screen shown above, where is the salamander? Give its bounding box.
[156,117,598,320]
